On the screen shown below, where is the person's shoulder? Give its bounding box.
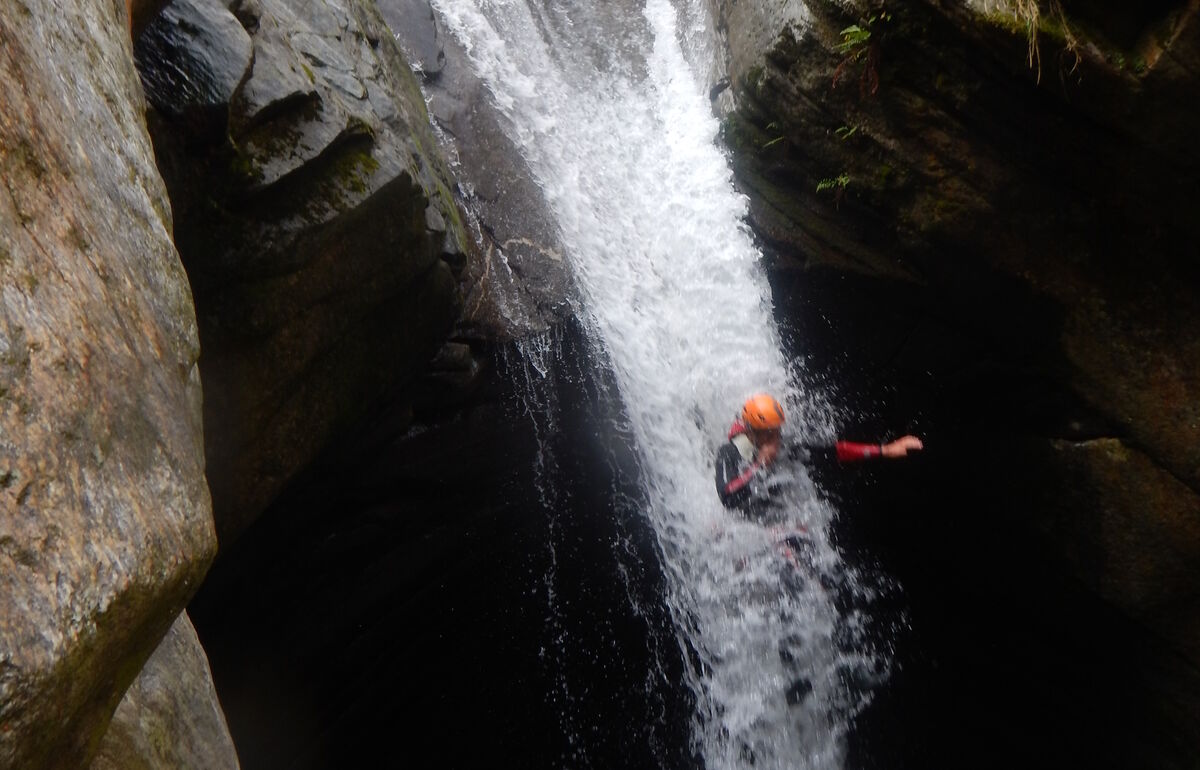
[716,440,741,460]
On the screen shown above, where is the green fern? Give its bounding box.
[816,173,851,193]
[835,25,872,58]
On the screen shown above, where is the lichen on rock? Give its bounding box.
[0,0,218,766]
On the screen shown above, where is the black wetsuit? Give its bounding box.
[715,418,884,515]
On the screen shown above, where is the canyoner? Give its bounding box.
[432,0,893,765]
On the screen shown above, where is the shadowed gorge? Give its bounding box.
[2,0,1199,767]
[190,327,698,768]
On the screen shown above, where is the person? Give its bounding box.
[715,393,923,513]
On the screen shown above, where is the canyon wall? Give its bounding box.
[0,0,220,766]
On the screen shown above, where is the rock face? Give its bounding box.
[383,0,576,339]
[90,612,240,770]
[135,0,470,542]
[714,0,1200,737]
[0,0,217,767]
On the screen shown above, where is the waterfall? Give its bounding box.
[430,1,886,766]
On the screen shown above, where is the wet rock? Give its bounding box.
[717,0,1200,664]
[384,0,576,338]
[135,0,253,118]
[412,340,486,410]
[227,5,358,190]
[129,0,174,38]
[0,0,216,767]
[90,613,239,770]
[377,0,446,78]
[136,0,469,542]
[1037,438,1200,665]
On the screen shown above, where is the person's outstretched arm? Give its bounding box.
[881,435,923,458]
[835,435,924,462]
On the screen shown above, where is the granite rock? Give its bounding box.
[0,0,216,765]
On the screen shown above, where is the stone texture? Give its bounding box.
[137,0,254,118]
[0,0,216,766]
[383,0,576,339]
[1038,439,1200,659]
[135,0,468,543]
[90,613,239,770]
[383,0,446,77]
[715,0,1200,667]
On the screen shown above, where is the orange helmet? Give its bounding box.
[741,393,785,431]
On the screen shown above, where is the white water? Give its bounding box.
[431,1,883,766]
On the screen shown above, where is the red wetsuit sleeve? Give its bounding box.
[835,441,883,463]
[724,463,759,494]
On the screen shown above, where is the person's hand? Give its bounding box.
[881,435,923,458]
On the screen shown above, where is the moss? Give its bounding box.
[10,137,46,180]
[67,223,90,253]
[744,64,765,92]
[0,534,38,567]
[248,122,303,165]
[333,146,379,196]
[23,273,39,292]
[237,134,381,223]
[981,7,1030,36]
[432,179,467,247]
[228,149,264,185]
[720,113,769,156]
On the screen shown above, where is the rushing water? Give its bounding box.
[430,1,885,766]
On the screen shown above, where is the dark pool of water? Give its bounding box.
[771,265,1198,770]
[190,322,698,769]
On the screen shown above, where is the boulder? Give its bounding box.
[0,0,216,767]
[90,613,239,770]
[135,0,470,543]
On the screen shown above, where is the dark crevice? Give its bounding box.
[1059,0,1191,52]
[190,322,698,770]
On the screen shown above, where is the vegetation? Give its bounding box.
[761,121,786,150]
[833,10,891,97]
[816,173,850,194]
[991,0,1080,82]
